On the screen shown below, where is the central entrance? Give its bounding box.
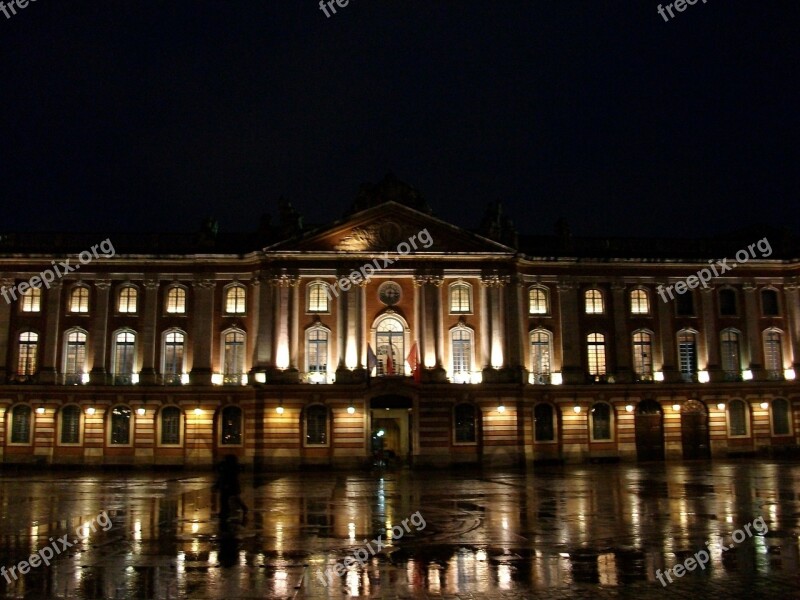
[370,395,413,465]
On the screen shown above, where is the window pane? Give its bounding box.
[65,330,87,376]
[18,332,38,375]
[729,400,747,436]
[678,332,697,380]
[530,331,551,383]
[591,404,611,440]
[70,287,89,313]
[11,406,31,443]
[632,331,653,377]
[119,287,137,313]
[307,328,328,373]
[585,290,603,314]
[630,289,649,314]
[308,283,329,312]
[762,290,779,316]
[166,288,186,313]
[764,331,783,372]
[114,332,136,375]
[534,403,554,441]
[226,286,246,314]
[720,331,740,376]
[161,407,181,444]
[221,406,242,445]
[587,333,606,375]
[452,329,472,374]
[676,292,694,316]
[224,331,245,375]
[21,287,41,312]
[450,285,471,313]
[60,406,81,444]
[110,406,131,444]
[454,404,476,443]
[163,331,185,376]
[305,405,328,445]
[529,288,548,315]
[772,399,790,435]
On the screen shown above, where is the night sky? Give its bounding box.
[1,1,797,239]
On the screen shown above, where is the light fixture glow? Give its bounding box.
[742,370,753,381]
[194,407,203,416]
[625,404,634,412]
[376,429,385,437]
[672,404,681,412]
[760,401,769,410]
[35,406,45,414]
[181,373,190,385]
[653,371,664,382]
[551,372,563,385]
[717,402,725,410]
[573,405,581,413]
[86,407,96,415]
[276,404,284,415]
[784,368,796,380]
[136,407,146,416]
[254,372,266,384]
[497,404,506,413]
[347,405,355,414]
[698,370,710,383]
[211,373,223,385]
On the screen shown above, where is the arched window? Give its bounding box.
[306,327,329,382]
[305,405,328,446]
[720,329,741,380]
[530,330,552,384]
[225,285,246,314]
[64,329,87,384]
[534,403,555,442]
[59,405,81,444]
[632,330,653,380]
[70,286,90,313]
[584,289,604,314]
[118,286,138,313]
[761,289,779,316]
[222,330,246,384]
[109,406,132,445]
[586,333,606,376]
[162,330,185,384]
[20,286,41,312]
[676,291,694,316]
[307,282,329,313]
[719,288,737,316]
[771,398,791,436]
[451,327,473,380]
[727,399,749,437]
[160,406,182,445]
[454,404,477,443]
[677,330,698,382]
[165,286,186,314]
[763,329,783,378]
[590,402,612,441]
[220,405,242,445]
[376,316,405,376]
[112,330,136,383]
[17,331,38,376]
[10,405,31,444]
[630,289,650,315]
[449,282,472,314]
[528,286,549,315]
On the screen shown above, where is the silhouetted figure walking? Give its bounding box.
[214,454,248,521]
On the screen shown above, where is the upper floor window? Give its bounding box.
[528,286,549,315]
[630,289,650,314]
[720,329,741,380]
[584,289,604,314]
[306,327,329,380]
[530,330,552,384]
[17,331,38,376]
[223,330,246,381]
[632,330,653,379]
[165,286,186,314]
[763,329,784,375]
[449,282,472,314]
[677,329,698,381]
[307,282,329,313]
[69,286,90,313]
[761,289,780,316]
[64,329,87,378]
[225,285,246,314]
[586,333,606,376]
[21,287,41,312]
[676,291,694,316]
[451,327,473,378]
[719,288,737,316]
[118,286,138,313]
[112,330,136,381]
[162,330,185,380]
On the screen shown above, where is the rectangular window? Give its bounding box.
[11,407,31,444]
[452,329,472,375]
[529,288,549,315]
[530,332,551,384]
[450,284,471,314]
[60,407,81,444]
[21,288,41,312]
[678,332,697,381]
[632,332,653,378]
[587,334,606,376]
[161,408,181,445]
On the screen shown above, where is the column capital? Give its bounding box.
[192,278,216,290]
[480,270,510,288]
[610,281,627,292]
[743,282,757,292]
[143,279,159,290]
[94,279,112,290]
[0,278,14,289]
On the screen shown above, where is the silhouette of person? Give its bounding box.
[214,454,248,521]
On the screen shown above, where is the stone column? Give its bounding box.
[38,281,63,384]
[479,282,490,369]
[270,271,299,381]
[138,279,160,385]
[0,278,12,382]
[481,271,510,382]
[89,280,111,385]
[248,275,262,378]
[289,278,299,370]
[656,291,679,382]
[189,279,215,385]
[503,276,524,382]
[610,282,632,383]
[783,282,800,370]
[743,283,764,379]
[254,271,274,370]
[557,281,583,384]
[700,287,721,381]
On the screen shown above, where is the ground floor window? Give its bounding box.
[305,405,328,445]
[454,403,477,443]
[534,403,555,442]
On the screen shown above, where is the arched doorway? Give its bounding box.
[635,400,665,461]
[370,395,413,465]
[681,399,710,459]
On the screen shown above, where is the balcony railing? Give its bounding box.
[61,373,86,385]
[160,373,184,386]
[766,370,784,381]
[723,370,742,382]
[111,373,135,386]
[302,371,330,384]
[222,373,245,385]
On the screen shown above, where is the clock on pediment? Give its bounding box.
[378,281,402,306]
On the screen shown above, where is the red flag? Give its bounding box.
[407,342,420,382]
[386,354,394,375]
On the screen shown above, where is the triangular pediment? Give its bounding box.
[265,202,514,255]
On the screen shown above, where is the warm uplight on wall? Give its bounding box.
[347,405,355,414]
[742,370,753,381]
[424,353,436,369]
[254,372,267,384]
[573,405,581,413]
[760,401,769,410]
[131,373,140,384]
[275,344,290,370]
[490,346,503,369]
[181,373,190,385]
[309,371,325,384]
[698,371,710,383]
[81,373,90,384]
[653,371,664,382]
[551,372,563,385]
[625,404,634,413]
[785,368,796,380]
[86,407,96,415]
[345,341,358,370]
[211,373,223,385]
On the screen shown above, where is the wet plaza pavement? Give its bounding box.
[0,460,799,599]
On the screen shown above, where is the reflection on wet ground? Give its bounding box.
[0,460,799,599]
